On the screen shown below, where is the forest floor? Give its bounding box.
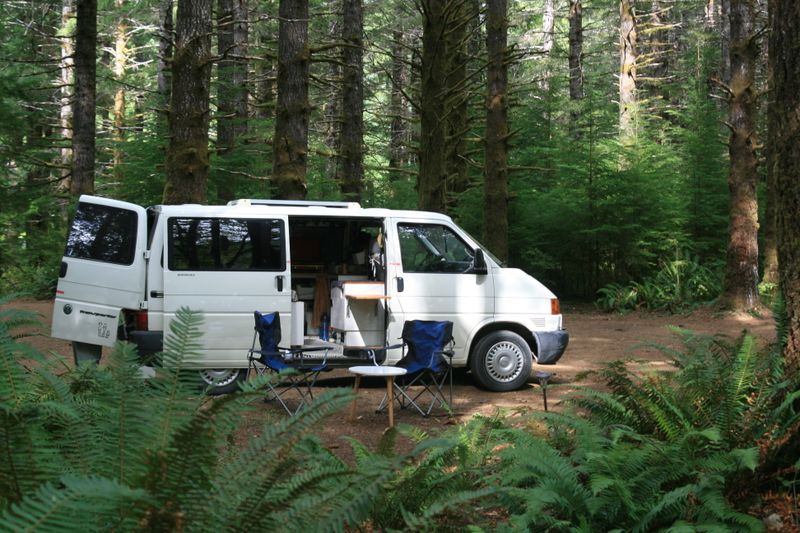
[11,298,779,452]
[7,298,795,529]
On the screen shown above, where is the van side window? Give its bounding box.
[398,223,474,273]
[65,203,138,265]
[168,218,285,271]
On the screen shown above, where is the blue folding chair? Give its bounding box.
[380,320,455,417]
[247,311,329,415]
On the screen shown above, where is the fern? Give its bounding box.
[0,475,146,533]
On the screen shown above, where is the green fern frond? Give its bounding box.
[0,474,146,532]
[148,307,208,451]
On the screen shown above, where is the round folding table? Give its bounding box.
[348,365,407,428]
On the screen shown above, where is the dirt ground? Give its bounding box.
[5,298,778,460]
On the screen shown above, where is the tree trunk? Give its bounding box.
[484,0,509,262]
[58,0,74,192]
[112,0,128,184]
[418,0,449,212]
[762,0,778,288]
[388,22,408,182]
[322,18,340,186]
[722,0,760,310]
[254,28,275,120]
[619,0,638,148]
[721,0,731,84]
[217,0,249,202]
[542,0,555,55]
[568,0,584,136]
[157,0,174,102]
[706,0,717,26]
[539,0,555,94]
[163,0,212,204]
[272,0,310,200]
[71,0,96,196]
[338,0,364,202]
[445,0,472,206]
[568,0,584,132]
[771,0,800,374]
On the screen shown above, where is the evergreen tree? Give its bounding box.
[163,0,213,204]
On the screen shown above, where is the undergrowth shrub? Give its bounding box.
[0,302,502,532]
[0,305,387,532]
[2,300,797,530]
[562,330,800,519]
[596,254,721,312]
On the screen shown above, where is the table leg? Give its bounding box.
[350,375,361,421]
[386,376,395,428]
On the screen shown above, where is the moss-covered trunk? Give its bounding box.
[619,0,638,148]
[772,0,800,374]
[722,0,760,311]
[216,0,249,202]
[272,0,309,200]
[163,0,212,205]
[338,0,364,202]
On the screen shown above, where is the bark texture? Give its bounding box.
[163,0,212,204]
[112,0,128,183]
[272,0,309,200]
[722,0,760,310]
[761,0,778,287]
[483,0,509,262]
[338,0,364,202]
[772,0,800,374]
[568,0,584,134]
[58,0,74,192]
[71,0,96,196]
[444,0,472,205]
[388,21,409,181]
[217,0,249,201]
[157,0,173,101]
[619,0,638,147]
[418,0,449,212]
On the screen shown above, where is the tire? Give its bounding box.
[198,368,248,395]
[73,341,102,366]
[469,331,533,392]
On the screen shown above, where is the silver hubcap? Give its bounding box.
[198,368,240,387]
[485,341,524,383]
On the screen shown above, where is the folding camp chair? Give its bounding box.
[379,320,454,417]
[247,311,330,415]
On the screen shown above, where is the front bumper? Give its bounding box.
[533,329,569,365]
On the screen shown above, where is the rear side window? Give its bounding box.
[65,203,138,265]
[168,218,285,271]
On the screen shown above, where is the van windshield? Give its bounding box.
[65,202,138,265]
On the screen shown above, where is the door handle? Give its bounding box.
[396,277,404,293]
[150,290,164,298]
[277,275,285,292]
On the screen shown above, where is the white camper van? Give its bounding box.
[52,195,568,393]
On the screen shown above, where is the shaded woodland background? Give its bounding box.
[0,0,781,306]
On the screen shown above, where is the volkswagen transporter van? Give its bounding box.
[52,196,568,394]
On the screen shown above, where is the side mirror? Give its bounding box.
[473,248,488,275]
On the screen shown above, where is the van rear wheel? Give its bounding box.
[470,331,532,392]
[198,368,247,395]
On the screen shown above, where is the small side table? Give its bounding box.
[348,366,407,428]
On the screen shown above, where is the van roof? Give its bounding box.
[153,199,453,222]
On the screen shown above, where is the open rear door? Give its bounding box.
[52,195,148,347]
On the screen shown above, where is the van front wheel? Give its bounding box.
[198,368,247,395]
[470,331,532,392]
